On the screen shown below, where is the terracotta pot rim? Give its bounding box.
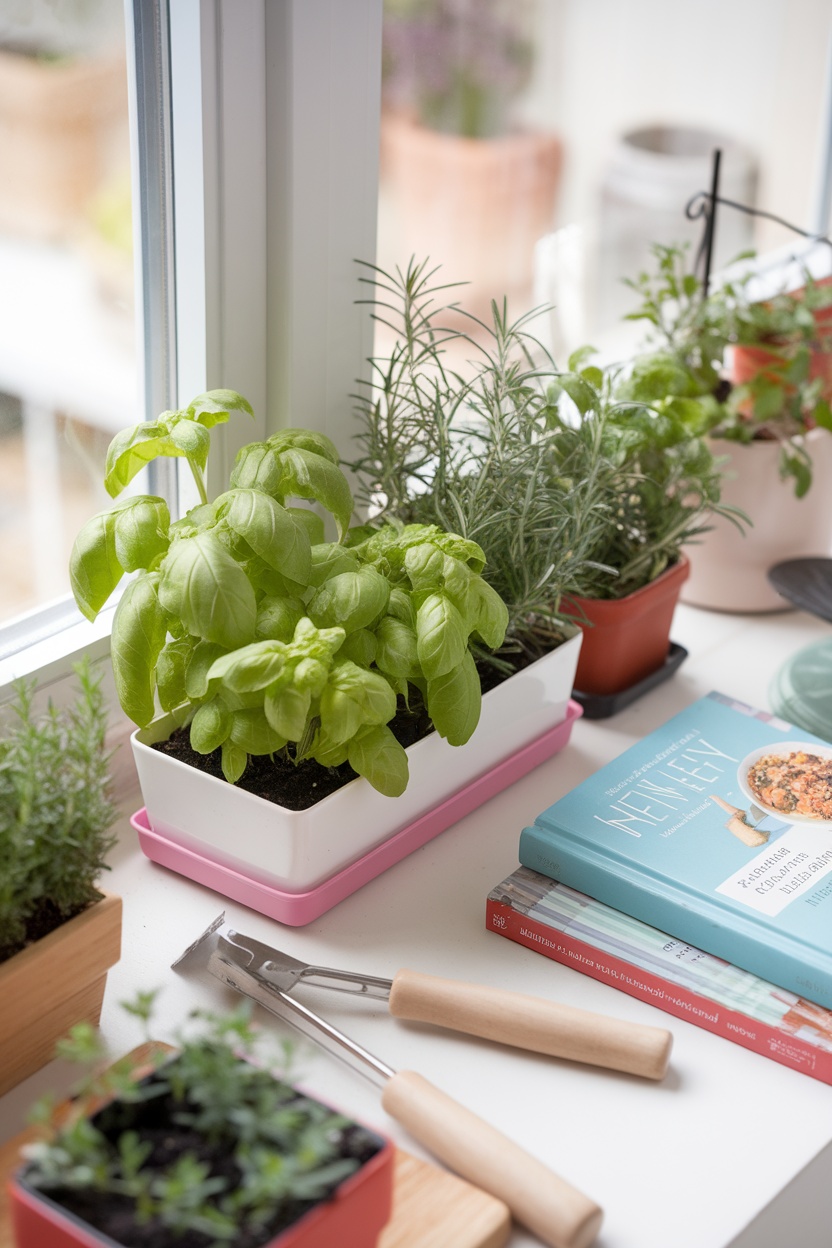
[564,554,690,617]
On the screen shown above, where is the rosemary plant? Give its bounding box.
[351,258,731,652]
[0,659,116,962]
[351,259,617,667]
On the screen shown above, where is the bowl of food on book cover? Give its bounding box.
[737,741,832,829]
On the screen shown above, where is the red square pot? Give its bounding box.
[10,1110,394,1248]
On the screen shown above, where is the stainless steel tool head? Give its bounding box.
[172,914,392,999]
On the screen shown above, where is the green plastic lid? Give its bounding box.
[769,637,832,743]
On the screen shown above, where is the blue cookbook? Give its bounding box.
[519,693,832,1008]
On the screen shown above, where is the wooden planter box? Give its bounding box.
[0,892,122,1096]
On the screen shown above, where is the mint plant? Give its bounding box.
[22,995,382,1248]
[0,660,116,962]
[622,243,832,496]
[70,391,507,797]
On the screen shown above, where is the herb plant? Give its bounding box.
[22,994,382,1248]
[350,259,731,648]
[382,0,533,139]
[622,243,832,496]
[0,659,116,962]
[69,390,507,797]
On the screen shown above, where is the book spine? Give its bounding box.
[485,898,832,1087]
[518,824,832,1010]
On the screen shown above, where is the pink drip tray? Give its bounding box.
[132,699,582,926]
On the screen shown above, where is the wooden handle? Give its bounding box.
[382,1069,603,1248]
[389,969,672,1079]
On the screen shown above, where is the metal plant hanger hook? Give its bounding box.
[686,147,832,297]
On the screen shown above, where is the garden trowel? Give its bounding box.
[182,929,605,1248]
[172,912,672,1080]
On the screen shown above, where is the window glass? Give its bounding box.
[377,0,832,361]
[0,0,138,626]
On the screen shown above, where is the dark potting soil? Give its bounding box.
[0,896,91,964]
[151,639,562,810]
[153,696,435,811]
[31,1072,382,1248]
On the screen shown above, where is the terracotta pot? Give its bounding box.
[0,892,121,1097]
[563,558,690,697]
[0,48,126,240]
[728,274,832,404]
[381,113,562,317]
[681,430,832,613]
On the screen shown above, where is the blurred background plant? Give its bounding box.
[622,244,832,495]
[382,0,533,139]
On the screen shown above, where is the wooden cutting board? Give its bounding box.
[0,1046,510,1248]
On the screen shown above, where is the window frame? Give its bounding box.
[0,0,383,704]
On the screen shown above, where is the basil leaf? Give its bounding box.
[208,641,286,693]
[70,510,124,621]
[169,418,211,473]
[110,573,167,727]
[427,650,482,746]
[230,442,283,495]
[113,496,171,573]
[159,533,256,648]
[275,447,354,539]
[268,428,340,464]
[190,698,232,754]
[387,587,415,626]
[185,641,228,700]
[229,708,287,755]
[339,628,377,667]
[348,724,409,797]
[225,488,312,583]
[185,389,254,428]
[307,566,390,634]
[156,638,193,712]
[416,592,467,680]
[221,741,248,783]
[319,661,396,745]
[374,616,419,677]
[264,685,312,741]
[104,420,184,498]
[403,542,445,590]
[255,595,306,642]
[287,506,326,545]
[469,579,509,650]
[309,542,360,587]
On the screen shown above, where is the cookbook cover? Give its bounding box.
[486,865,832,1085]
[518,692,832,1007]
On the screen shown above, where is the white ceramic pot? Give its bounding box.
[131,629,582,892]
[681,430,832,612]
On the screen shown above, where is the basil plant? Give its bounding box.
[70,392,508,798]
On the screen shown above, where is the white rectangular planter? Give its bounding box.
[132,628,582,893]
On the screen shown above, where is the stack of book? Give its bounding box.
[487,691,832,1084]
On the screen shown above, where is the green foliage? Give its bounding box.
[23,996,372,1248]
[350,258,731,643]
[69,390,507,796]
[623,243,832,496]
[0,660,116,960]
